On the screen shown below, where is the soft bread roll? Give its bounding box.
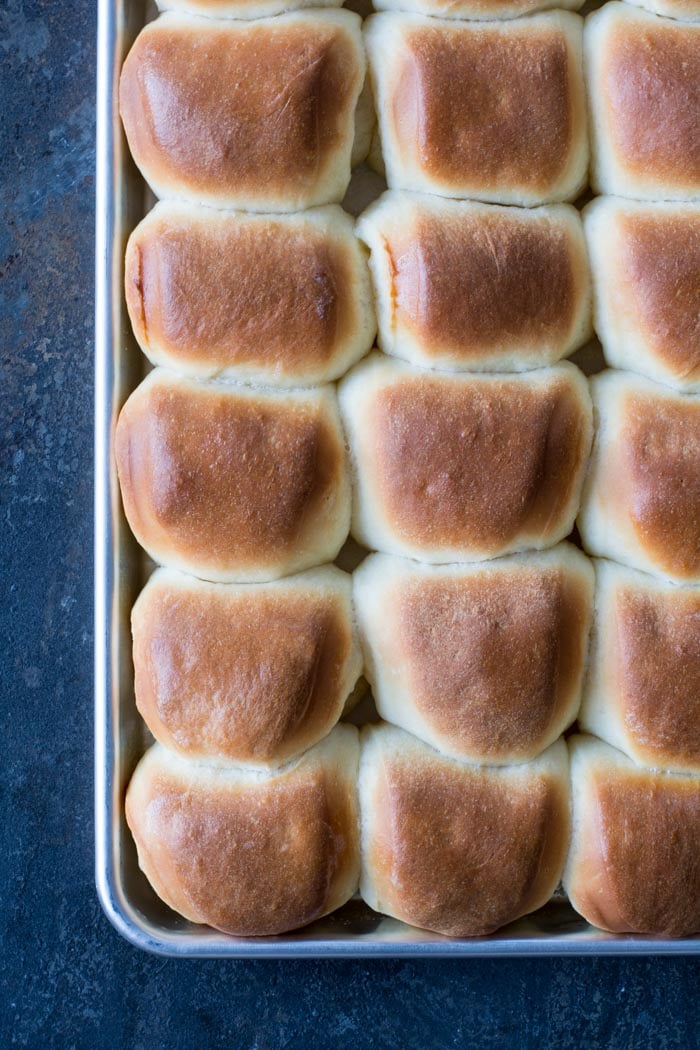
[126,726,360,937]
[359,726,570,937]
[564,735,700,937]
[354,546,593,765]
[156,0,342,19]
[115,370,350,583]
[585,5,700,201]
[357,192,591,372]
[371,0,583,20]
[580,561,700,775]
[132,566,363,767]
[119,11,365,211]
[584,198,700,393]
[125,203,375,386]
[365,12,588,206]
[338,355,592,563]
[578,371,700,584]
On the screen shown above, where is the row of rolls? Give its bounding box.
[128,551,700,938]
[120,4,698,212]
[117,0,700,941]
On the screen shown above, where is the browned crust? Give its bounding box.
[392,24,576,193]
[371,372,590,551]
[617,393,700,579]
[394,565,589,756]
[119,18,360,200]
[384,209,581,358]
[125,212,357,373]
[114,377,344,575]
[125,748,359,936]
[613,586,700,768]
[573,764,700,936]
[616,211,700,383]
[368,751,569,936]
[601,20,700,188]
[133,578,355,763]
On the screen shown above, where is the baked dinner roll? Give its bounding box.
[132,566,363,767]
[579,561,700,776]
[359,725,570,937]
[126,725,360,937]
[115,370,350,583]
[119,11,365,211]
[357,192,591,372]
[156,0,342,20]
[585,5,700,201]
[584,198,700,393]
[371,0,583,21]
[354,546,593,765]
[564,735,700,937]
[125,203,375,386]
[338,355,592,563]
[578,371,700,584]
[365,12,588,206]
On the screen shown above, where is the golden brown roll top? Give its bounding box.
[584,198,700,393]
[132,566,362,767]
[357,193,591,372]
[338,355,592,563]
[365,11,588,206]
[564,735,700,937]
[119,11,365,211]
[354,546,593,765]
[371,0,583,20]
[578,371,700,584]
[585,5,700,201]
[580,561,700,776]
[126,725,360,937]
[114,370,350,583]
[125,203,375,386]
[359,726,570,937]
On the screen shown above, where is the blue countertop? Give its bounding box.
[2,2,699,1045]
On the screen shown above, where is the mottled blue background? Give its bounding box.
[2,2,699,1046]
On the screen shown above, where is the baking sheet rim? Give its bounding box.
[93,0,700,957]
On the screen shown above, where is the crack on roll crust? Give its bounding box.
[119,16,363,206]
[616,212,700,383]
[619,394,700,579]
[382,234,400,335]
[130,241,150,350]
[364,742,569,936]
[615,587,700,765]
[394,569,584,755]
[391,212,578,357]
[392,26,573,192]
[133,579,355,763]
[372,373,589,552]
[601,21,700,188]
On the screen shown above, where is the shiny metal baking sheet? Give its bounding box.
[94,0,700,957]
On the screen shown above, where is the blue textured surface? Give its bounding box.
[2,2,700,1045]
